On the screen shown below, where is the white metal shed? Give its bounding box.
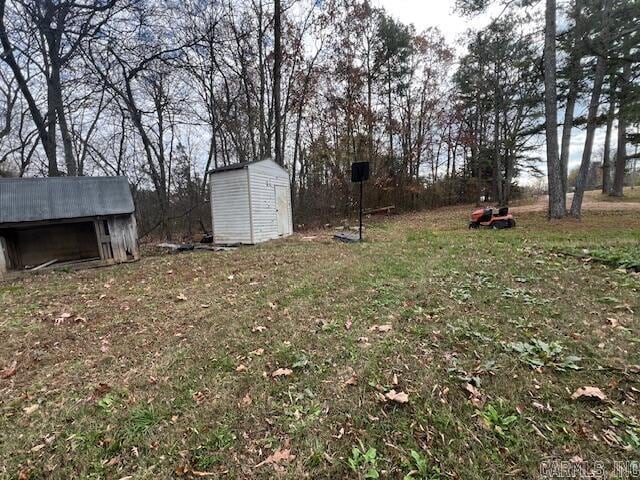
[209,158,293,244]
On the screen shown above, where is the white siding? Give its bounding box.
[248,160,292,243]
[210,169,252,244]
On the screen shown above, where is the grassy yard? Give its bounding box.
[1,205,639,479]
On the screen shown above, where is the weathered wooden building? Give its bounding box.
[0,176,139,278]
[209,158,293,244]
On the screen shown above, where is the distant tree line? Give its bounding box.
[0,0,638,237]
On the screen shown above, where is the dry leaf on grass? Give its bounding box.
[23,404,39,415]
[55,312,72,325]
[344,374,358,386]
[18,469,32,480]
[1,360,17,379]
[463,383,485,408]
[272,368,293,378]
[236,364,248,373]
[369,324,392,333]
[533,401,552,412]
[176,293,187,301]
[252,325,267,333]
[571,386,607,402]
[255,448,296,468]
[384,389,409,404]
[242,393,252,406]
[345,319,353,330]
[606,317,619,327]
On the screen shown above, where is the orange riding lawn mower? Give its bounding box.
[469,206,516,229]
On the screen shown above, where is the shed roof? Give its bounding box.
[0,176,135,224]
[208,158,288,175]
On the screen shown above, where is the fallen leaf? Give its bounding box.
[227,274,235,281]
[345,319,352,330]
[369,324,392,333]
[463,383,485,408]
[236,364,247,373]
[532,401,552,412]
[268,301,278,310]
[272,368,293,378]
[249,348,265,356]
[252,325,267,333]
[1,360,17,379]
[463,383,481,397]
[392,373,398,385]
[23,404,39,415]
[384,389,409,404]
[242,393,252,406]
[200,304,211,309]
[31,443,46,452]
[55,312,72,325]
[255,448,296,468]
[571,386,607,402]
[176,293,187,301]
[606,317,619,328]
[344,374,358,386]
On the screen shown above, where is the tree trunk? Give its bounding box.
[387,67,393,171]
[258,0,267,159]
[559,0,584,196]
[570,55,607,217]
[273,0,282,165]
[493,62,503,205]
[611,60,631,196]
[544,0,565,218]
[559,58,581,196]
[602,76,616,194]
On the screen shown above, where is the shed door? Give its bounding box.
[275,186,290,236]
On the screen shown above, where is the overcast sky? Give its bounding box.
[375,0,612,185]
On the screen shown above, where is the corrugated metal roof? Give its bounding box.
[0,176,135,224]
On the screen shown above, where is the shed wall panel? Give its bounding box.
[0,237,7,276]
[211,169,252,244]
[248,161,292,243]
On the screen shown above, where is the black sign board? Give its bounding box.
[351,161,370,183]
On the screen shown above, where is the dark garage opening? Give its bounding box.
[0,221,100,271]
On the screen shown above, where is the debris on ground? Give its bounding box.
[157,242,236,253]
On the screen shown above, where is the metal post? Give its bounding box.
[359,180,363,241]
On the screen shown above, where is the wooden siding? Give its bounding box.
[248,160,292,243]
[210,169,252,244]
[0,236,7,277]
[107,214,140,262]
